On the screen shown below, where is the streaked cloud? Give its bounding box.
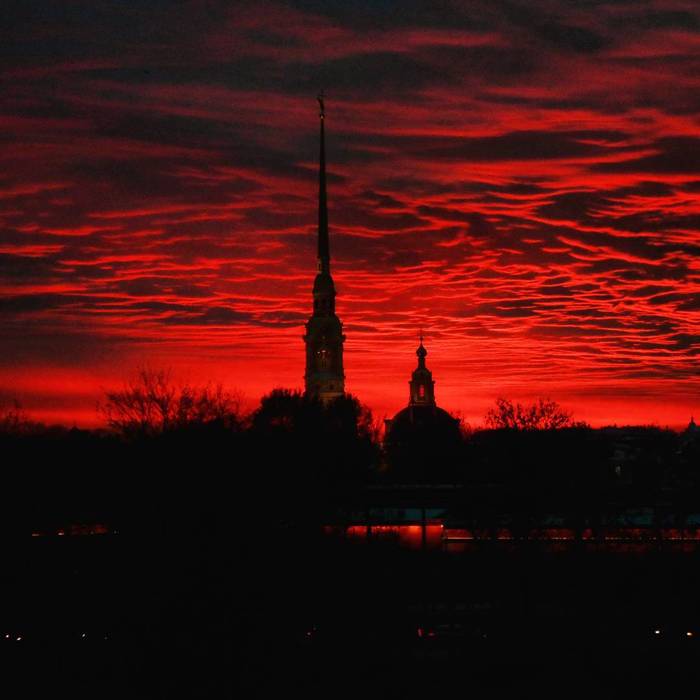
[1,0,698,426]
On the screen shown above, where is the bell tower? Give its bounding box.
[409,332,436,407]
[303,95,345,402]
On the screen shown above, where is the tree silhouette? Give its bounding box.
[249,389,379,522]
[0,396,33,434]
[100,368,241,435]
[485,397,583,430]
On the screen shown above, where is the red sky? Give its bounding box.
[1,0,699,428]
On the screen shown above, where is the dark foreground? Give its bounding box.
[4,530,700,698]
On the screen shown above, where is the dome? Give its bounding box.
[384,403,463,483]
[387,404,458,434]
[383,339,463,481]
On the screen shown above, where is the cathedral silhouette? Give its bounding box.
[303,98,458,440]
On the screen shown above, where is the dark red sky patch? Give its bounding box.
[1,0,698,427]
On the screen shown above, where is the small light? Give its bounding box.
[81,633,87,639]
[654,629,661,635]
[16,636,22,642]
[4,634,9,639]
[687,631,693,637]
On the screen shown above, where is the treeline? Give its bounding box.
[0,385,379,536]
[0,374,698,535]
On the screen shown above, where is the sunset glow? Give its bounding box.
[2,1,698,426]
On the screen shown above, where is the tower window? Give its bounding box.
[317,348,330,369]
[419,385,425,398]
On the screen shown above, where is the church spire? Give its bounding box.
[304,95,345,402]
[317,93,330,274]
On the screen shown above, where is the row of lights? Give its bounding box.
[412,628,698,640]
[4,632,110,641]
[417,627,487,639]
[4,628,698,642]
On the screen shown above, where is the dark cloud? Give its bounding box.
[534,21,608,53]
[347,129,630,163]
[593,137,700,175]
[0,293,79,312]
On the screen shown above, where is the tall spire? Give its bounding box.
[317,93,330,274]
[304,94,345,402]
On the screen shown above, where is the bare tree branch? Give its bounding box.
[485,397,583,430]
[100,368,241,435]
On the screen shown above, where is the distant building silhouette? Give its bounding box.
[304,96,345,402]
[383,337,462,480]
[384,336,459,436]
[682,416,699,447]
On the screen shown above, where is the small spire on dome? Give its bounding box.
[416,330,427,365]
